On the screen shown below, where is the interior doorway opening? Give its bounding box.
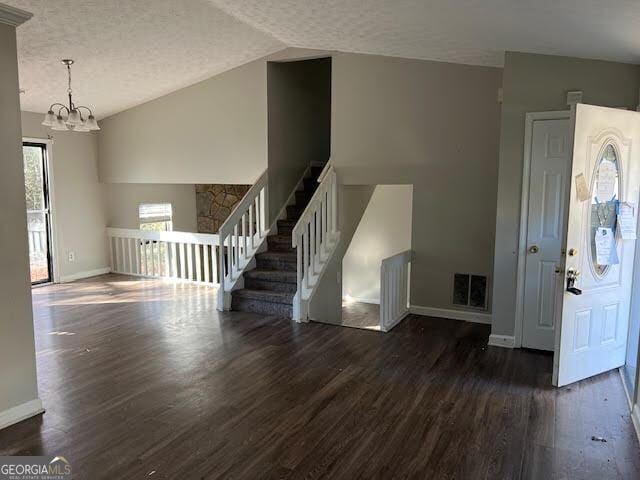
[341,184,413,332]
[23,141,54,285]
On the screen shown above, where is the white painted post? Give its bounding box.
[195,244,202,282]
[187,243,193,281]
[203,244,210,283]
[170,242,177,278]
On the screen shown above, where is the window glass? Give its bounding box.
[139,203,172,231]
[589,144,620,277]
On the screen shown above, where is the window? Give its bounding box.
[139,203,172,231]
[23,142,54,284]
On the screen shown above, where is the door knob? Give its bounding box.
[528,245,539,254]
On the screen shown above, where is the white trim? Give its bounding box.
[632,404,640,444]
[23,136,52,145]
[59,267,110,283]
[107,227,218,245]
[488,334,516,348]
[620,367,634,410]
[619,368,640,443]
[0,4,32,27]
[514,110,571,348]
[409,305,492,324]
[0,399,43,431]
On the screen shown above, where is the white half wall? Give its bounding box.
[342,185,413,304]
[21,111,109,281]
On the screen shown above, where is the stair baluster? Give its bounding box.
[217,170,269,311]
[292,162,340,322]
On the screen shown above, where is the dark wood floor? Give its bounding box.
[1,274,639,479]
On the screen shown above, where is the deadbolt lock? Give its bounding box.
[528,245,539,254]
[568,248,578,257]
[555,266,565,274]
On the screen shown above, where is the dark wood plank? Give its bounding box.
[0,274,637,479]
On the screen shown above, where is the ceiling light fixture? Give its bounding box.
[41,59,99,132]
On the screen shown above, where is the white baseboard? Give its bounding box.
[410,305,492,324]
[59,267,111,283]
[0,399,44,430]
[488,334,516,348]
[632,404,640,444]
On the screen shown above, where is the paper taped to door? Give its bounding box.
[575,173,590,202]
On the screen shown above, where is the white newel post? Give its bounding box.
[216,170,269,311]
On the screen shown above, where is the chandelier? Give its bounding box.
[41,59,99,132]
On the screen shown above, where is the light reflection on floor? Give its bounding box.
[341,300,381,331]
[32,275,218,307]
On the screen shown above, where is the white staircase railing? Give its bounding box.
[379,250,412,332]
[292,161,340,322]
[217,170,269,310]
[107,227,219,285]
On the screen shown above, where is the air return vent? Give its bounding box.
[453,273,487,309]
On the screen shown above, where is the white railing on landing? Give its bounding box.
[292,161,340,322]
[217,170,269,310]
[107,228,219,285]
[379,250,412,332]
[27,229,47,257]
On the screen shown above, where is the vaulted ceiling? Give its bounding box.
[9,0,640,118]
[9,0,285,118]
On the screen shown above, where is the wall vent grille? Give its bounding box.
[453,273,487,310]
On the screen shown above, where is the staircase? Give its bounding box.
[230,167,324,318]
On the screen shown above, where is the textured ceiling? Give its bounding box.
[211,0,640,68]
[9,1,640,118]
[9,0,285,118]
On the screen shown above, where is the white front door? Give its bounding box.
[554,104,640,387]
[522,117,571,350]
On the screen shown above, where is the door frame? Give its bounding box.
[23,136,59,285]
[514,110,572,348]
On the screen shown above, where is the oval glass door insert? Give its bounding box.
[589,144,620,277]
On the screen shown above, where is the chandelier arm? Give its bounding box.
[48,102,67,112]
[54,104,70,116]
[75,106,93,118]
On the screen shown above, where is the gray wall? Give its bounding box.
[21,112,109,280]
[97,59,269,185]
[105,183,197,232]
[491,52,640,337]
[0,22,40,418]
[332,53,502,312]
[96,48,332,188]
[267,57,331,221]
